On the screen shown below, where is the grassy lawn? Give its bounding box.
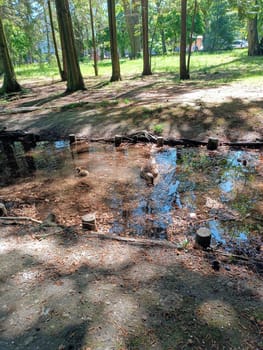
[13,49,263,85]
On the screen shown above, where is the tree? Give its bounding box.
[54,0,85,92]
[89,0,98,76]
[122,0,141,59]
[47,0,65,81]
[180,0,189,79]
[142,0,152,75]
[107,0,121,81]
[187,0,197,75]
[229,0,261,55]
[248,15,259,55]
[203,0,239,51]
[0,16,22,94]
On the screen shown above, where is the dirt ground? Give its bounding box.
[0,75,263,349]
[0,73,263,141]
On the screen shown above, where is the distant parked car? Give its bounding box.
[232,40,248,49]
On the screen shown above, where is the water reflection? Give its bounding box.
[0,140,71,186]
[0,141,261,246]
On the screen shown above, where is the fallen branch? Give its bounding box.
[0,216,42,224]
[71,132,263,149]
[223,141,263,148]
[86,232,178,249]
[212,249,262,264]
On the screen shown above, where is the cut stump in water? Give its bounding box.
[69,134,76,144]
[157,137,164,147]
[207,138,219,150]
[82,213,97,231]
[114,135,122,147]
[195,227,211,249]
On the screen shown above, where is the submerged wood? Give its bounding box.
[207,137,219,150]
[71,132,263,149]
[0,129,39,143]
[114,135,122,147]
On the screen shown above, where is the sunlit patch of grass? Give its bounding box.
[12,50,263,86]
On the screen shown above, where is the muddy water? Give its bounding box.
[0,140,262,247]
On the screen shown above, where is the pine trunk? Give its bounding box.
[248,16,259,56]
[107,0,121,81]
[180,0,189,80]
[0,18,21,94]
[55,0,85,92]
[47,0,65,81]
[141,0,152,75]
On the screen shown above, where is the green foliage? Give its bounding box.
[153,123,164,135]
[204,0,242,51]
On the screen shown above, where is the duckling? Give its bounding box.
[75,167,89,177]
[140,158,159,185]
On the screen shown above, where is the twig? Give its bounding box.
[0,216,42,224]
[87,232,178,249]
[190,217,216,225]
[213,249,262,264]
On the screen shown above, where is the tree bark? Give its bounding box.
[122,0,141,59]
[187,0,197,75]
[180,0,189,80]
[141,0,152,75]
[248,16,259,56]
[0,17,22,94]
[89,0,98,76]
[47,0,65,81]
[55,0,85,92]
[107,0,121,81]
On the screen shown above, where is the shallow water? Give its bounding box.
[0,140,262,248]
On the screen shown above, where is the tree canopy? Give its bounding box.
[0,0,262,88]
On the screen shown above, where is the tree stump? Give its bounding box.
[195,227,211,249]
[157,136,164,147]
[69,134,76,144]
[207,138,218,150]
[82,213,97,231]
[114,135,122,147]
[0,203,7,216]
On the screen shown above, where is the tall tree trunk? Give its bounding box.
[107,0,121,81]
[180,0,189,80]
[187,0,197,75]
[161,29,167,55]
[55,0,85,92]
[0,17,22,94]
[122,0,141,59]
[89,0,98,76]
[47,0,65,81]
[248,16,259,56]
[43,4,51,62]
[141,0,152,75]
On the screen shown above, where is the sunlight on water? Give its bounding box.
[0,140,261,248]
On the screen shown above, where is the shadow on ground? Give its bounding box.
[0,226,262,350]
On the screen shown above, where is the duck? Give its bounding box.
[75,167,89,177]
[140,158,159,185]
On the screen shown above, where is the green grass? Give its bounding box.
[11,49,263,85]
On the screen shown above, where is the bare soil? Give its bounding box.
[0,75,262,350]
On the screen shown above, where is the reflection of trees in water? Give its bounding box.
[0,141,36,185]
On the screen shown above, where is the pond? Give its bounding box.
[0,140,262,251]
